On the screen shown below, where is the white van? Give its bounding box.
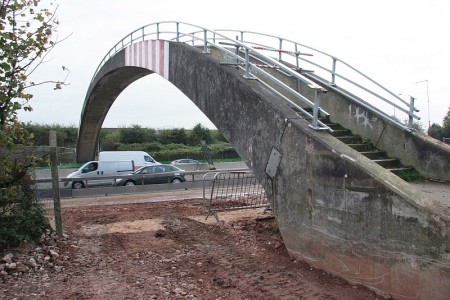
[64,160,135,189]
[98,151,159,169]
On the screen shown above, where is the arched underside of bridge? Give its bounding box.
[78,55,152,161]
[78,41,449,299]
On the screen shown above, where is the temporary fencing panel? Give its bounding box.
[202,171,270,221]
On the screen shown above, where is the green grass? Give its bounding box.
[395,168,425,182]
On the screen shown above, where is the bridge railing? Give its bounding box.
[209,30,421,131]
[174,29,333,130]
[91,21,420,132]
[91,21,331,131]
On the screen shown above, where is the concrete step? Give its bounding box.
[318,118,344,129]
[373,158,402,168]
[360,151,387,159]
[318,117,418,178]
[336,135,363,144]
[347,143,376,152]
[389,167,415,174]
[330,129,352,137]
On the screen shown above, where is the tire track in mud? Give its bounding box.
[161,216,376,300]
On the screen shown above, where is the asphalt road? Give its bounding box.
[32,162,448,207]
[33,162,248,199]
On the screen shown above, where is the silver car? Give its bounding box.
[115,164,186,186]
[170,159,200,165]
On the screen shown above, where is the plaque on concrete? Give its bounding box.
[265,147,282,179]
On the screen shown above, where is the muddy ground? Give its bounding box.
[1,193,390,300]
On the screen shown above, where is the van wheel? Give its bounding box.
[171,178,182,183]
[125,180,135,186]
[72,181,84,189]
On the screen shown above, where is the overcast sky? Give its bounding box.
[19,0,450,130]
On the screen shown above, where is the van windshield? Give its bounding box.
[144,155,154,163]
[82,162,98,173]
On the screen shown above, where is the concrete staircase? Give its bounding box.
[321,117,415,175]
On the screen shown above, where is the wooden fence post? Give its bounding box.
[49,131,63,235]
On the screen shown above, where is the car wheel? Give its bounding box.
[125,180,135,186]
[171,178,182,183]
[72,181,84,189]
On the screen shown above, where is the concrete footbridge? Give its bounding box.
[77,21,450,299]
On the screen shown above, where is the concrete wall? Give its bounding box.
[168,43,450,299]
[262,60,450,182]
[319,85,450,182]
[273,124,450,299]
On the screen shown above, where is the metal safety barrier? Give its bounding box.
[202,171,270,221]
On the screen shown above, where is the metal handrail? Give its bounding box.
[89,21,419,132]
[212,29,420,130]
[89,21,330,131]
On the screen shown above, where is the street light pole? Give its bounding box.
[416,79,430,130]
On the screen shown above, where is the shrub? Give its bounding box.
[0,172,49,250]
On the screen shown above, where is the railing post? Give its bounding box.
[235,36,240,67]
[176,22,180,42]
[156,23,160,40]
[310,90,321,130]
[331,58,337,86]
[408,96,415,128]
[203,29,210,54]
[142,27,145,41]
[279,38,283,61]
[244,47,251,79]
[294,43,302,93]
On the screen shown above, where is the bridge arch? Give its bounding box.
[77,40,165,162]
[77,22,450,299]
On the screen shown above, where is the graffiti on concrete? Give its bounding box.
[348,105,377,130]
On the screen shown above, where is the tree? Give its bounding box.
[189,123,212,145]
[23,122,77,146]
[0,0,68,125]
[211,129,228,143]
[428,106,450,141]
[411,121,425,132]
[442,106,450,140]
[170,128,187,144]
[158,128,187,144]
[429,123,443,140]
[444,106,450,125]
[0,0,65,248]
[118,124,154,144]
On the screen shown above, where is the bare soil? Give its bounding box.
[1,194,385,299]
